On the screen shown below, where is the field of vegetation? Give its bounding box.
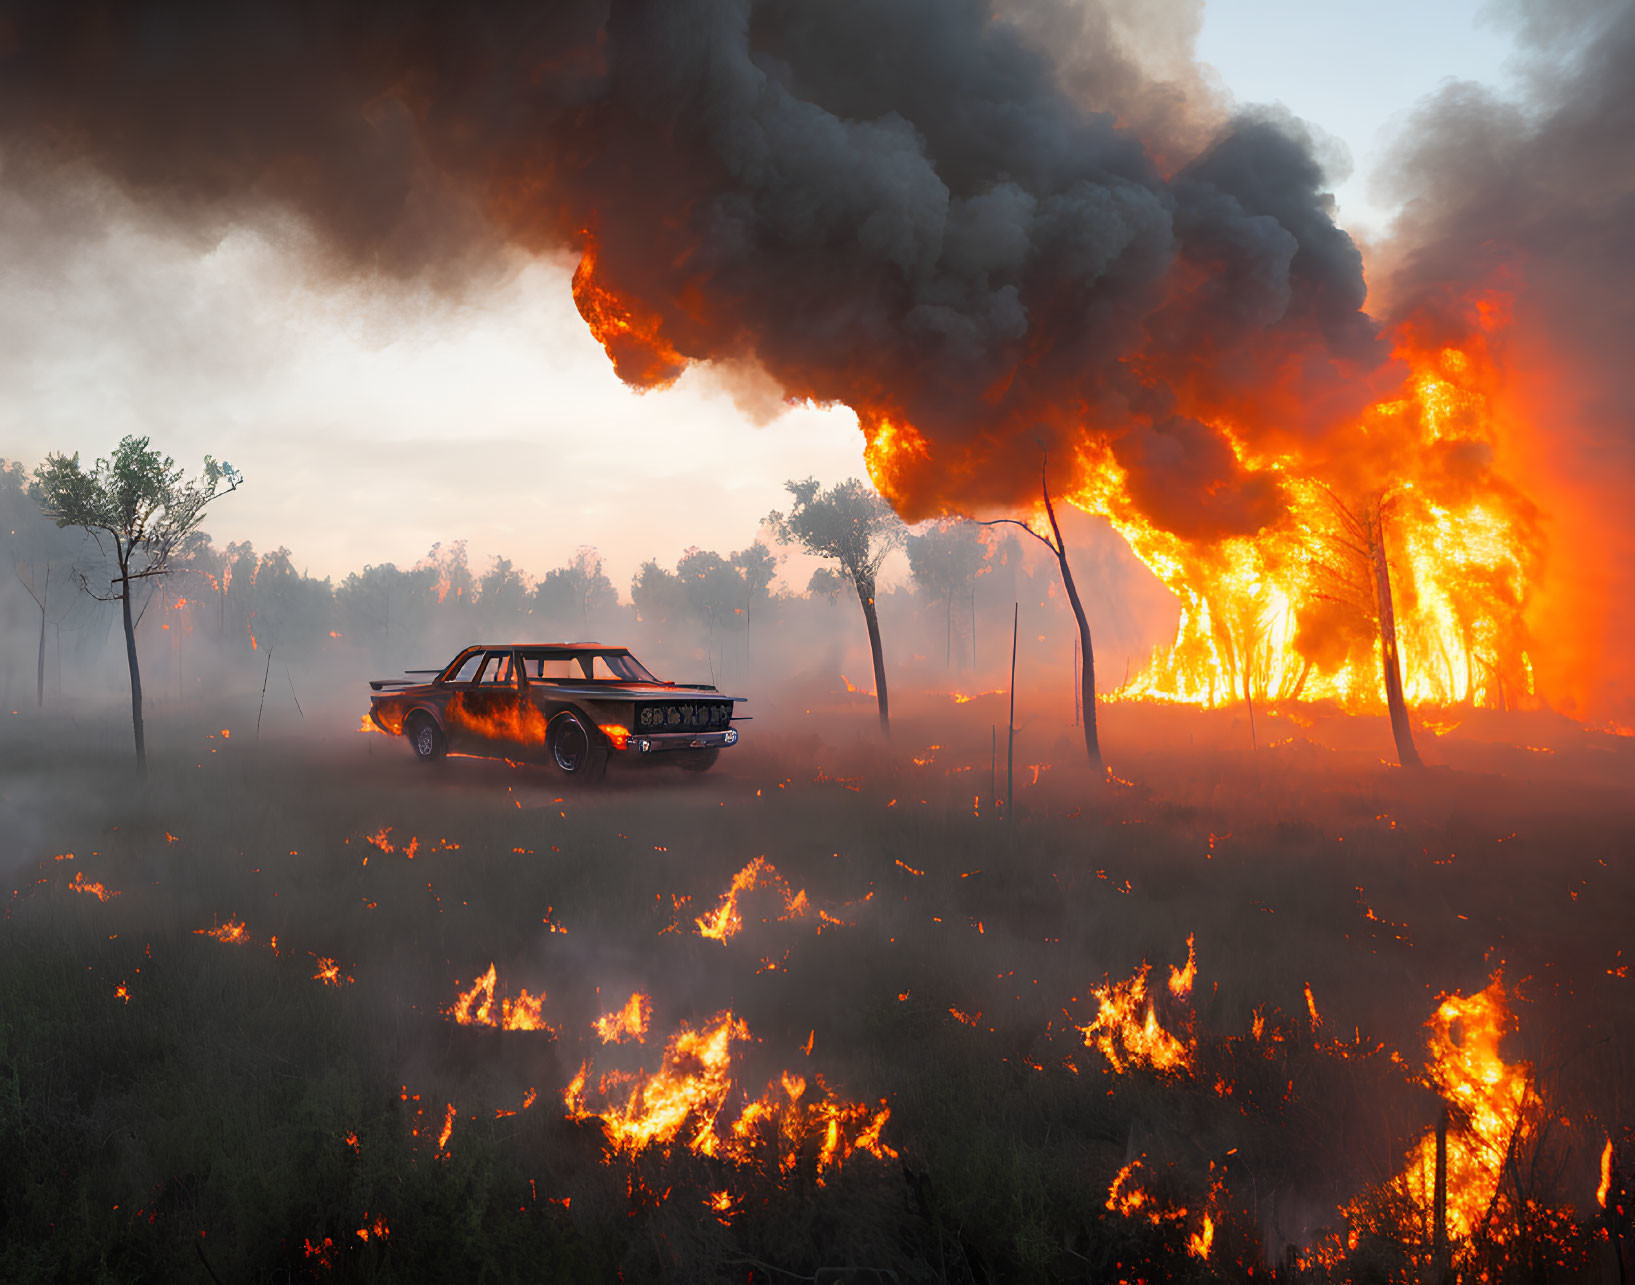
[3,697,1631,1283]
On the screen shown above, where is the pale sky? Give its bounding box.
[0,1,1519,599]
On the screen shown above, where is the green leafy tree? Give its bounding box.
[3,462,99,707]
[535,546,617,636]
[631,559,688,633]
[336,563,429,663]
[807,566,846,602]
[769,478,904,734]
[731,541,779,663]
[906,519,987,668]
[475,556,533,637]
[675,547,746,680]
[33,436,241,768]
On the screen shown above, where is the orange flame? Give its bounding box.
[446,963,556,1033]
[573,232,685,388]
[1598,1137,1613,1209]
[694,857,809,941]
[67,870,117,901]
[1079,341,1543,714]
[1368,974,1538,1246]
[446,694,549,746]
[1079,943,1196,1075]
[594,992,653,1044]
[565,1011,896,1182]
[1167,933,1196,1000]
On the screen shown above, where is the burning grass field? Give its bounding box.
[3,695,1632,1283]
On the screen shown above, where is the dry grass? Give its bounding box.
[2,696,1630,1281]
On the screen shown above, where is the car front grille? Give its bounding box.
[634,701,733,732]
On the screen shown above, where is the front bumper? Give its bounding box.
[624,728,739,754]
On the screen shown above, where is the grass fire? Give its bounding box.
[2,0,1634,1281]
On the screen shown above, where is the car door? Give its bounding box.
[448,649,526,754]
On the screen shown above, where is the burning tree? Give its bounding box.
[769,478,904,734]
[1310,486,1424,768]
[33,436,241,768]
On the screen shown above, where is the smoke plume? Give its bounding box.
[0,0,1382,535]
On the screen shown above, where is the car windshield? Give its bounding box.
[517,649,660,683]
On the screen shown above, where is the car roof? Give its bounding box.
[466,643,629,652]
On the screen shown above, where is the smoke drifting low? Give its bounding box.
[0,0,1383,539]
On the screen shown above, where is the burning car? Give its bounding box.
[367,643,742,778]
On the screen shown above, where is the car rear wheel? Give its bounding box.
[406,713,445,763]
[550,713,607,781]
[678,748,719,772]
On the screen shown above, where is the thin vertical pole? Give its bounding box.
[1006,603,1017,821]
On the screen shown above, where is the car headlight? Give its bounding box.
[724,728,738,745]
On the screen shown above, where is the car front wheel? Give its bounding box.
[550,713,608,781]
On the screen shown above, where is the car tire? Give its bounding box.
[550,713,608,781]
[678,748,719,772]
[406,713,445,763]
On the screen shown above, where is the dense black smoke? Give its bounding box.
[0,0,1383,537]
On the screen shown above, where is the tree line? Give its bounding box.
[5,440,1059,768]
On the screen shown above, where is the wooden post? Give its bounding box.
[1006,603,1017,821]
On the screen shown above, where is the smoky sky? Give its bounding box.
[1,0,1624,564]
[0,0,1395,541]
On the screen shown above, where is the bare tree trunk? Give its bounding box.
[1041,480,1101,770]
[1073,632,1081,727]
[855,573,890,735]
[1244,662,1257,751]
[1006,603,1017,819]
[36,576,47,708]
[1369,507,1423,768]
[120,565,146,770]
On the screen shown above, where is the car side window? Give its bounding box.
[525,655,576,680]
[476,652,515,685]
[587,655,623,680]
[446,653,483,683]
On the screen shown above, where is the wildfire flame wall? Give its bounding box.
[1,0,1630,715]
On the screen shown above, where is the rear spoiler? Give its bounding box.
[369,670,440,691]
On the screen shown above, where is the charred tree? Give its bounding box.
[983,461,1101,772]
[1314,487,1424,769]
[1368,505,1424,768]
